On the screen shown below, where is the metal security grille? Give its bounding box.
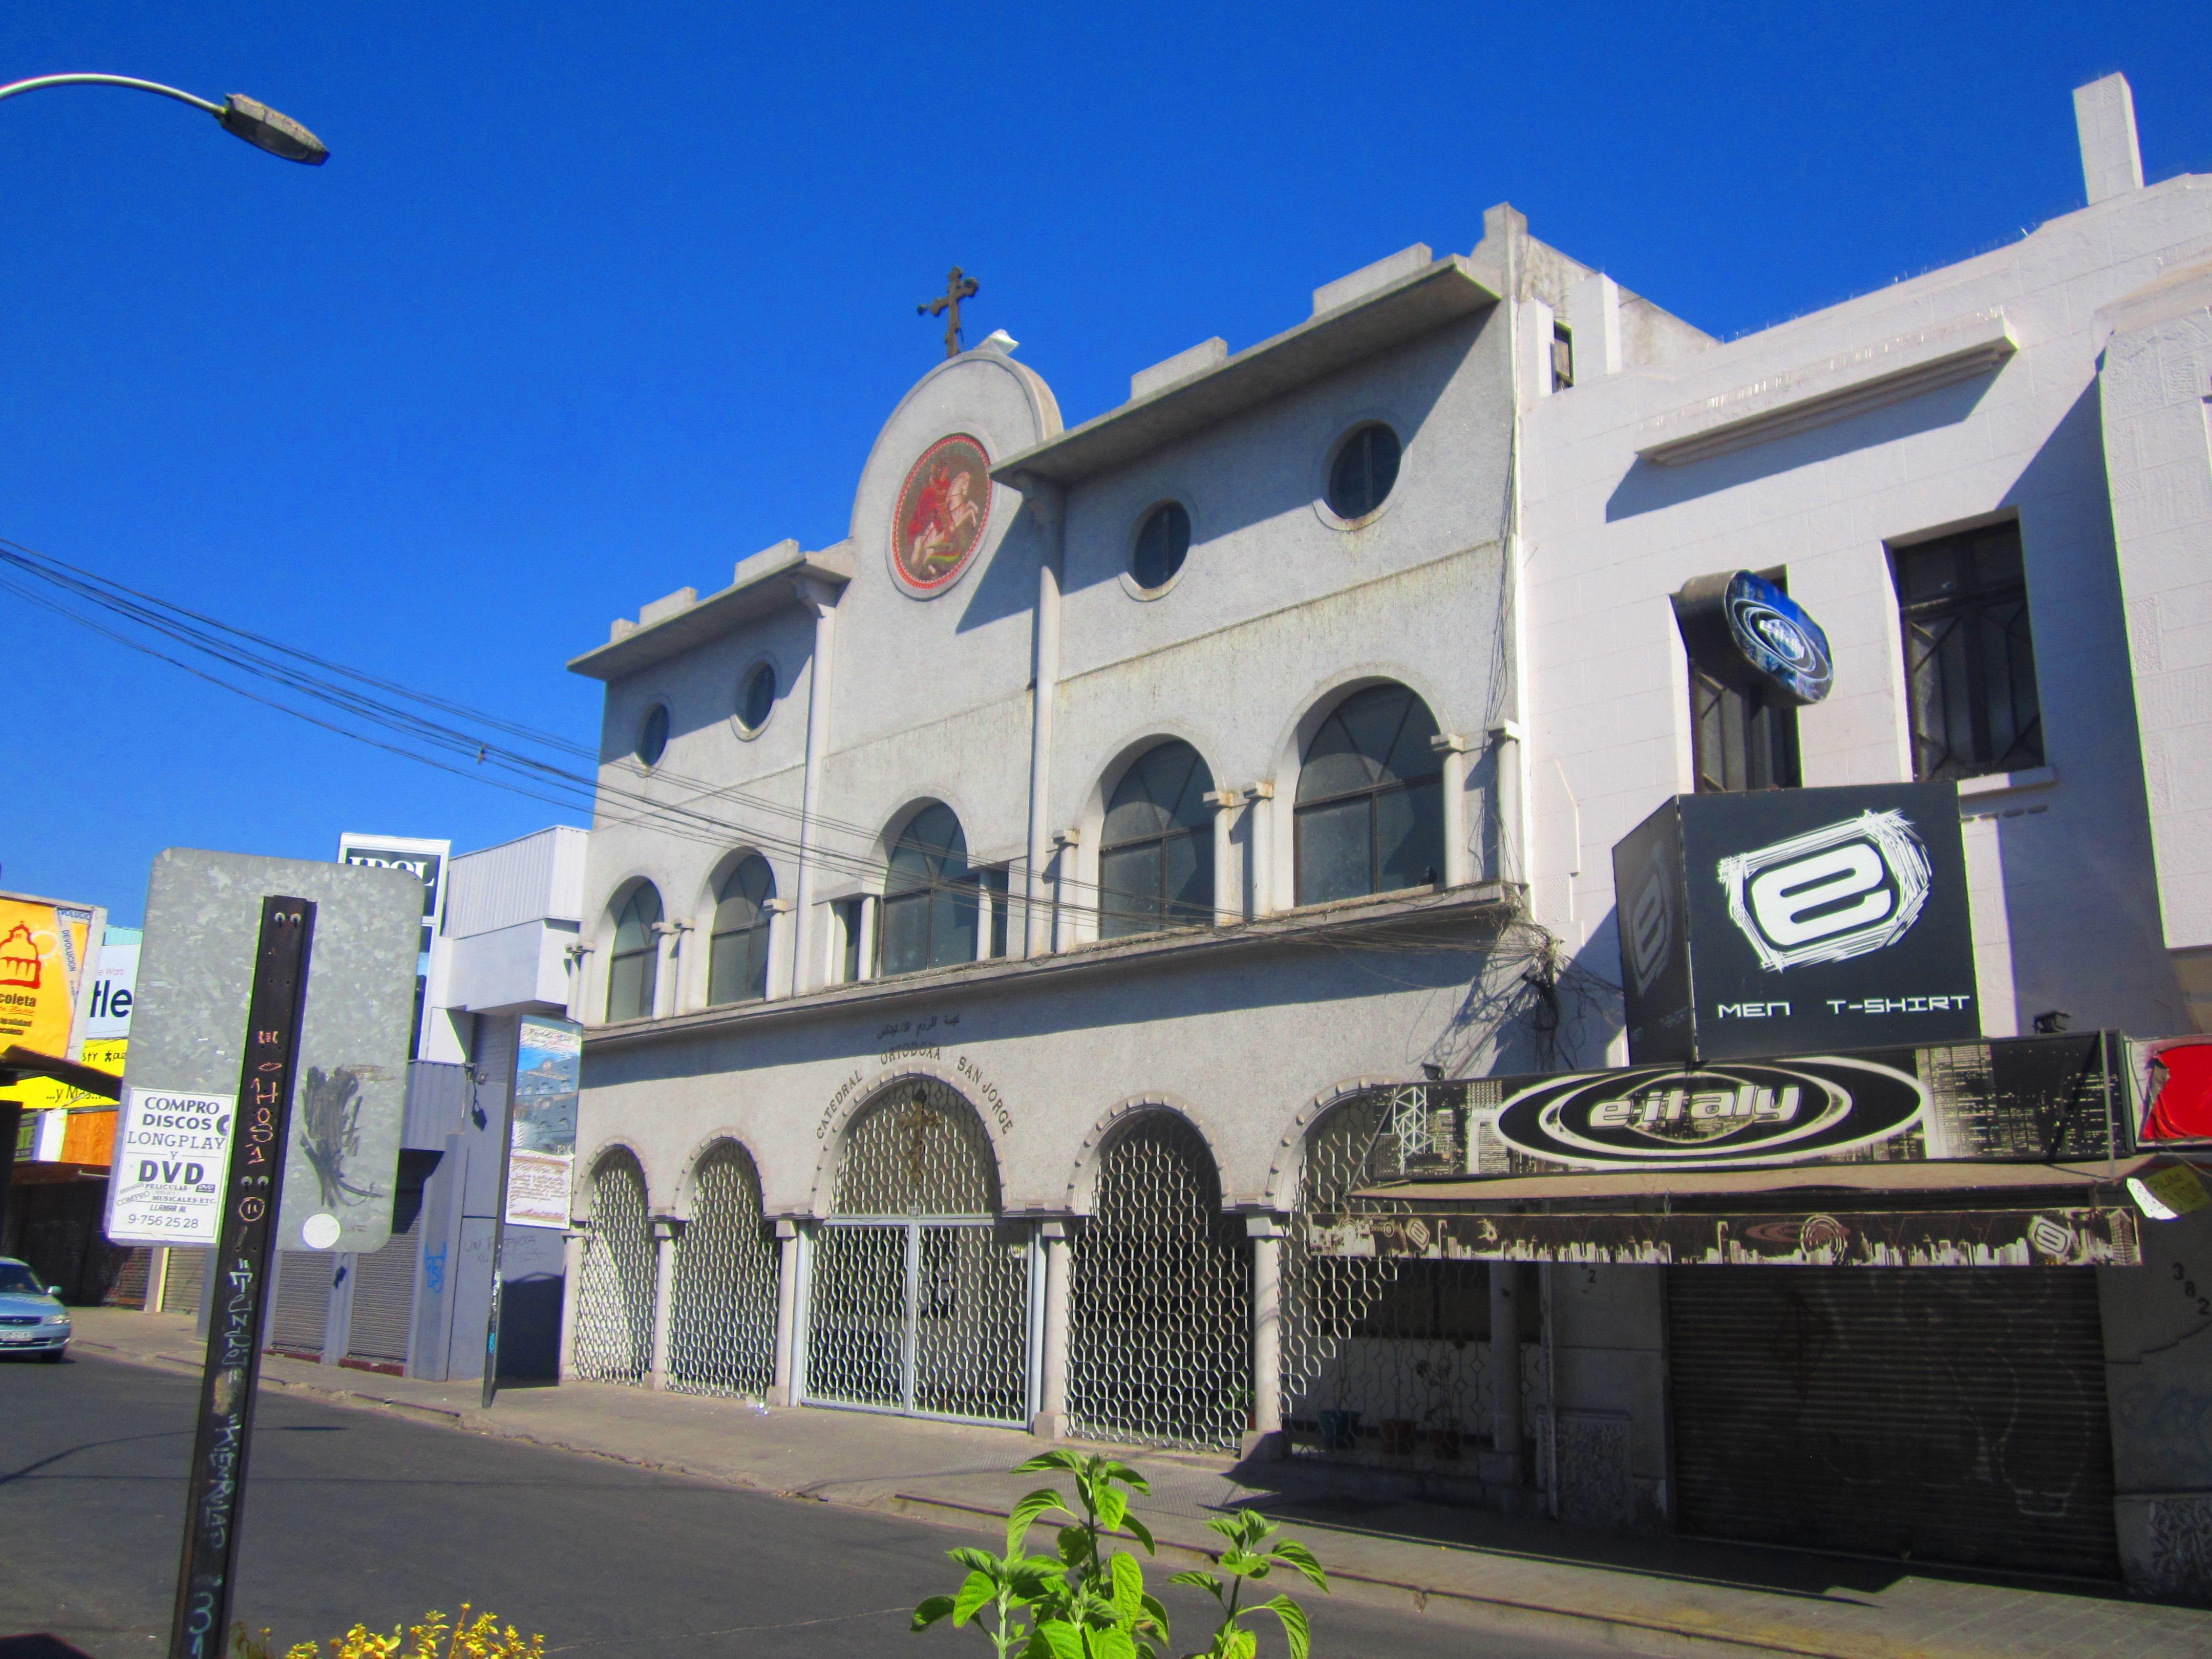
[1069,1114,1248,1451]
[832,1081,996,1215]
[667,1143,780,1398]
[1669,1266,2117,1577]
[1283,1088,1545,1475]
[571,1151,654,1385]
[804,1081,1030,1427]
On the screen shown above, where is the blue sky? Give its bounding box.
[3,3,2207,924]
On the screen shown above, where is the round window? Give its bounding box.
[1327,424,1401,521]
[1130,502,1191,592]
[738,662,777,734]
[636,704,669,768]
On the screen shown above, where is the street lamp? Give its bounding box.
[0,73,327,163]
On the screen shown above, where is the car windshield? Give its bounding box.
[0,1263,48,1295]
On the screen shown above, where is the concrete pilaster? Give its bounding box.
[1032,1223,1071,1438]
[647,1216,677,1390]
[770,1220,800,1407]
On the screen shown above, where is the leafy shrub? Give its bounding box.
[912,1448,1327,1659]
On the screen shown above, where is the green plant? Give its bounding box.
[912,1448,1327,1659]
[1167,1511,1328,1659]
[914,1448,1170,1659]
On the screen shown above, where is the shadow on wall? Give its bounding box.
[1033,309,1496,607]
[1988,379,2187,1035]
[1603,372,1998,522]
[1424,904,1626,1079]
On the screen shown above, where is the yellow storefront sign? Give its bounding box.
[0,895,94,1057]
[5,1037,127,1114]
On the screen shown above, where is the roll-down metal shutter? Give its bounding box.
[161,1247,207,1315]
[269,1251,335,1359]
[1667,1267,2116,1578]
[345,1159,433,1369]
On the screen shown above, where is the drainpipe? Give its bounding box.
[793,578,839,992]
[1014,474,1066,956]
[1490,1263,1525,1490]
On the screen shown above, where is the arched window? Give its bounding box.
[606,884,663,1021]
[708,856,775,1005]
[879,803,977,976]
[1099,741,1215,938]
[1294,684,1444,905]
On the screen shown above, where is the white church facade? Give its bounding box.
[557,75,2212,1596]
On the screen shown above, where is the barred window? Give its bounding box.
[1691,669,1800,793]
[1895,522,2045,780]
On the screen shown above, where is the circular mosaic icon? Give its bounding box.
[891,433,993,594]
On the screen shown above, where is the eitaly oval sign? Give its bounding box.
[1492,1055,1926,1167]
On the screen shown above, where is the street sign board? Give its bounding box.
[109,848,420,1253]
[1614,783,1980,1064]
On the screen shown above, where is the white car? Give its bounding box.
[0,1256,70,1361]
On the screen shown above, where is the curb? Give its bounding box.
[884,1492,1925,1659]
[65,1337,2154,1659]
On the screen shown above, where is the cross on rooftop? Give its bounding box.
[918,267,979,358]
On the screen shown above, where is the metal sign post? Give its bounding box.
[482,1058,512,1408]
[167,897,315,1659]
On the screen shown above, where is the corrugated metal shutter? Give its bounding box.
[109,1247,151,1307]
[1667,1267,2117,1577]
[344,1196,423,1368]
[269,1251,335,1358]
[161,1248,207,1315]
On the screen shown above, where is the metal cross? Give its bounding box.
[918,266,980,358]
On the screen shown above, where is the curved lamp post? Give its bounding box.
[0,73,327,163]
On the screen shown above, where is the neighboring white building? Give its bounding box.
[563,76,2212,1597]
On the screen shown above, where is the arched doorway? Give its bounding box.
[667,1141,780,1398]
[802,1079,1032,1426]
[571,1148,653,1384]
[1280,1087,1545,1473]
[1068,1113,1248,1450]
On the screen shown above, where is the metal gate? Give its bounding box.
[1282,1087,1548,1474]
[571,1148,654,1384]
[667,1142,781,1398]
[801,1080,1033,1427]
[1069,1113,1248,1451]
[1668,1266,2118,1577]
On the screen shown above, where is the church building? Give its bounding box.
[559,75,2212,1598]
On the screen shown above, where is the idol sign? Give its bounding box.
[1613,782,1979,1063]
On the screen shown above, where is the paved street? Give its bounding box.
[2,1354,1607,1658]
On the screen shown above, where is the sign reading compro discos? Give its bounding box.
[108,1088,236,1244]
[1613,782,1979,1064]
[104,849,422,1254]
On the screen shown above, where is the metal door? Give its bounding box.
[1668,1266,2117,1577]
[801,1079,1032,1427]
[802,1219,1033,1426]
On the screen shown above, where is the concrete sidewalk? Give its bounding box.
[69,1307,2209,1659]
